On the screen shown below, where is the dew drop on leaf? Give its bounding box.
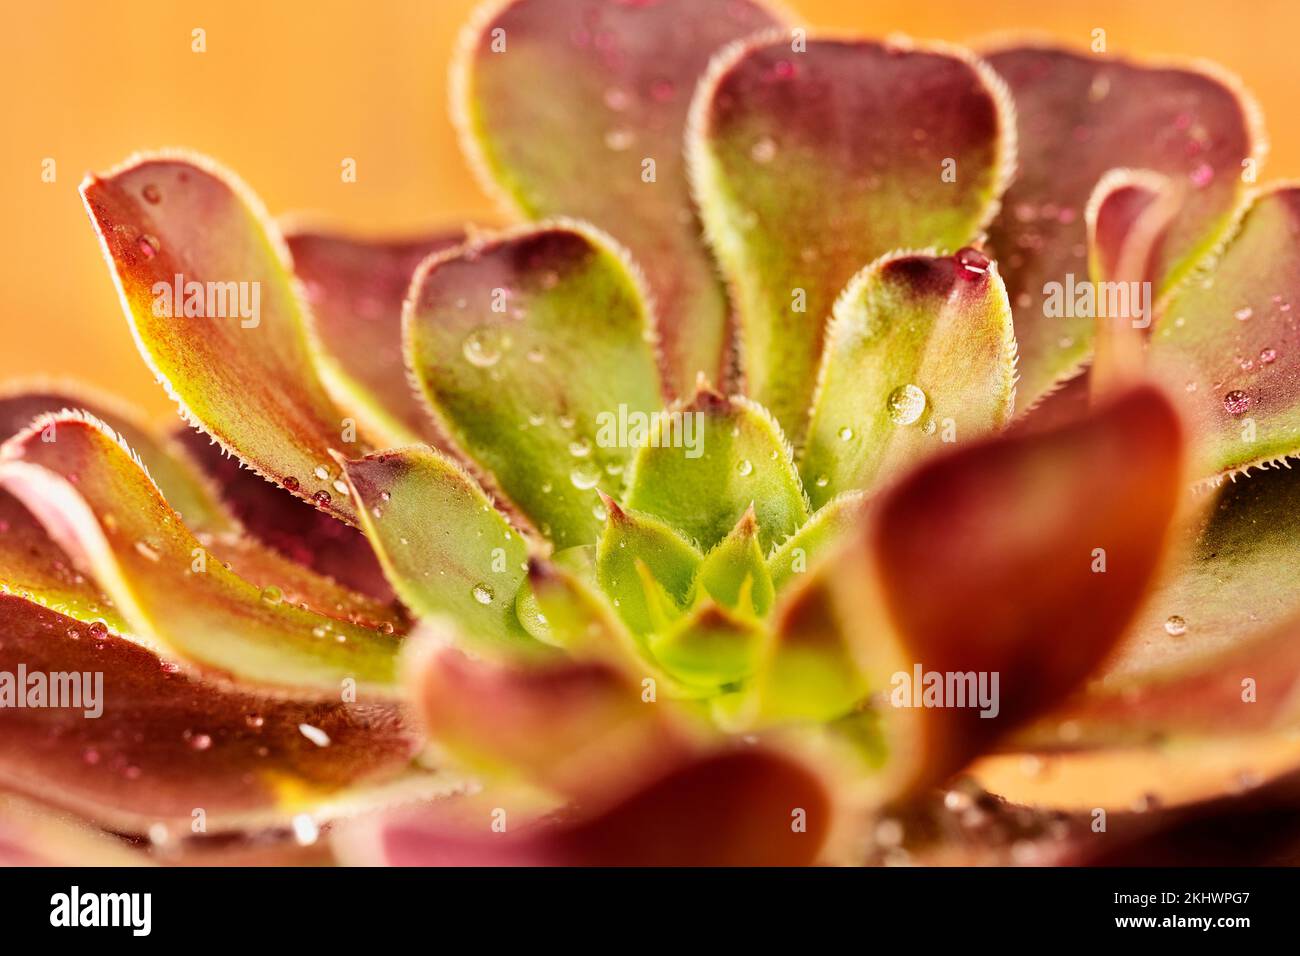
[736,459,753,476]
[472,582,495,605]
[1163,614,1187,636]
[1222,390,1251,416]
[887,384,927,426]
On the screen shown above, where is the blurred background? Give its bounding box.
[2,0,1292,417]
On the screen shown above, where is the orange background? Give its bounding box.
[2,0,1292,419]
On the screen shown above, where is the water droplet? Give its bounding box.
[188,732,212,751]
[260,585,283,605]
[137,234,159,258]
[604,127,634,151]
[462,328,504,367]
[592,501,608,522]
[1260,347,1278,365]
[750,137,776,163]
[312,490,332,507]
[1163,614,1187,636]
[570,466,600,490]
[292,814,319,846]
[814,475,829,488]
[283,475,300,491]
[736,459,753,476]
[568,437,592,458]
[332,479,348,494]
[955,247,989,277]
[887,384,927,426]
[472,582,494,605]
[1222,389,1251,416]
[142,184,161,204]
[1189,163,1214,188]
[837,426,853,442]
[298,723,331,747]
[314,465,330,480]
[134,540,161,562]
[245,714,265,729]
[1234,306,1253,322]
[87,620,108,640]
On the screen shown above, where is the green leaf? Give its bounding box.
[692,505,773,617]
[1151,186,1300,479]
[453,0,782,395]
[595,495,701,638]
[767,491,867,595]
[405,222,664,550]
[984,44,1262,409]
[339,446,532,648]
[80,153,368,523]
[648,600,766,689]
[625,386,809,553]
[688,36,1013,439]
[800,250,1017,507]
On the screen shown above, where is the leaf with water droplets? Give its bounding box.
[688,36,1013,439]
[595,496,701,640]
[453,0,782,396]
[1112,464,1300,677]
[1150,187,1300,478]
[691,505,772,618]
[984,44,1262,409]
[405,223,664,550]
[80,153,368,522]
[0,415,401,694]
[625,386,808,553]
[285,229,464,447]
[339,446,533,648]
[800,250,1017,507]
[0,595,437,835]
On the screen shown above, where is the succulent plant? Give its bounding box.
[2,0,1299,867]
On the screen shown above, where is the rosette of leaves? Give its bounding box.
[1,0,1298,866]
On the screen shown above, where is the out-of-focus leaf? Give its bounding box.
[648,599,766,689]
[80,153,367,522]
[800,250,1017,507]
[1085,170,1179,397]
[689,36,1013,438]
[404,630,693,804]
[861,385,1184,786]
[984,44,1261,408]
[340,446,531,647]
[0,383,230,532]
[625,386,808,553]
[595,496,700,639]
[0,596,438,834]
[285,228,463,447]
[0,415,400,694]
[337,748,834,866]
[453,0,782,395]
[1150,187,1300,479]
[405,223,663,550]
